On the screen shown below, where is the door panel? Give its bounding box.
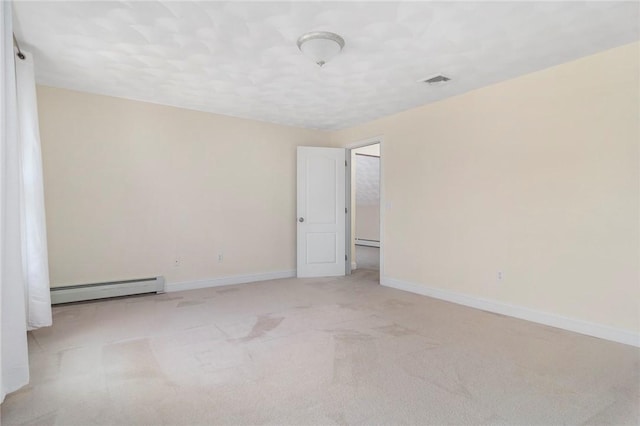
[306,233,337,264]
[297,147,346,277]
[307,156,336,224]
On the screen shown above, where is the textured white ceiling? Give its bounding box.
[12,1,640,130]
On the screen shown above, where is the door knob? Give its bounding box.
[299,217,305,223]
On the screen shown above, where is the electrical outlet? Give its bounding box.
[497,271,503,281]
[174,257,181,268]
[218,252,224,262]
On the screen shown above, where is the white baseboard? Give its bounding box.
[167,270,296,292]
[381,276,640,348]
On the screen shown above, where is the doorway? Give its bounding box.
[349,142,381,273]
[295,140,382,279]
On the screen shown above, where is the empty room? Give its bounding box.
[1,1,639,425]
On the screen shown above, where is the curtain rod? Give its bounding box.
[12,33,25,60]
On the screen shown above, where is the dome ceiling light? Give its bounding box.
[297,31,345,67]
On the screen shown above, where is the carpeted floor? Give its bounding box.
[2,270,638,425]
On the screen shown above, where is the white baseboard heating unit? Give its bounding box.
[50,276,165,304]
[355,238,380,248]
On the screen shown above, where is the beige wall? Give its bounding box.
[331,42,640,332]
[37,86,329,286]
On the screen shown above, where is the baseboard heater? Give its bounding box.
[355,238,380,248]
[50,276,165,305]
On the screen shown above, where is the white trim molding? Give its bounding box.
[344,135,384,149]
[167,270,296,292]
[381,276,640,348]
[344,134,385,280]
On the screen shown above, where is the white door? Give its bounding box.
[297,147,346,277]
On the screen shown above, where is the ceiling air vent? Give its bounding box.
[421,75,451,85]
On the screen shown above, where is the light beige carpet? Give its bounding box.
[2,270,638,425]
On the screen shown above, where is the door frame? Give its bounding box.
[345,135,384,279]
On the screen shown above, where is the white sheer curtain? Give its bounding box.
[16,45,52,331]
[1,0,52,403]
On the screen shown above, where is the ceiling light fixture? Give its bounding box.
[297,31,345,67]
